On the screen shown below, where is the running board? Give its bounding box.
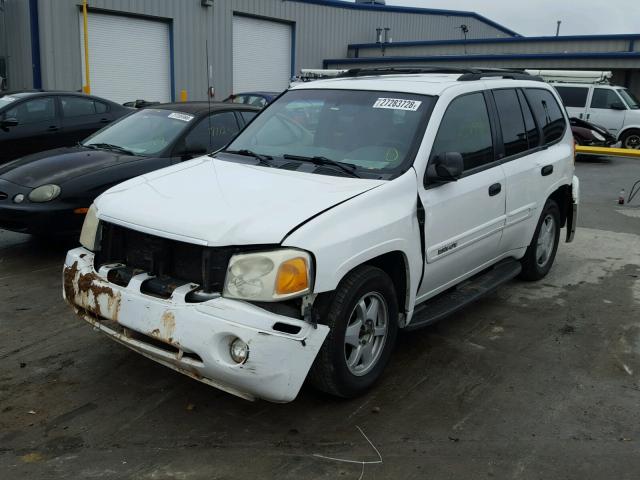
[405,259,522,331]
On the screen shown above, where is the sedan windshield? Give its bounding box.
[83,109,195,155]
[225,89,434,176]
[618,88,640,110]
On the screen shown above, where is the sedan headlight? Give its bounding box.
[592,131,605,141]
[28,184,61,202]
[79,204,100,251]
[223,249,312,301]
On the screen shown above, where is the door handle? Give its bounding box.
[586,113,591,120]
[99,118,110,123]
[579,113,583,119]
[488,183,502,196]
[541,165,554,176]
[47,126,59,131]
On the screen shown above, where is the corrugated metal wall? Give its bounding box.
[4,0,32,90]
[10,0,511,101]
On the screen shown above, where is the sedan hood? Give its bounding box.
[96,157,384,246]
[0,147,143,188]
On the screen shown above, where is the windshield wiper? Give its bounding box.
[86,143,135,156]
[282,154,361,178]
[221,149,274,166]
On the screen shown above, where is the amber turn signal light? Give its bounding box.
[275,257,309,296]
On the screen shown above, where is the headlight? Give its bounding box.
[28,184,61,202]
[79,204,100,251]
[223,249,312,301]
[592,131,605,141]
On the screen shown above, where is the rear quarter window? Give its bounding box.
[554,86,589,108]
[524,89,566,145]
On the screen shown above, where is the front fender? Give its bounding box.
[283,169,422,310]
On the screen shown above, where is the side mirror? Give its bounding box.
[610,102,626,111]
[0,118,18,129]
[426,152,464,184]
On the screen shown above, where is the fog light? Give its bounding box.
[13,194,24,204]
[230,338,249,364]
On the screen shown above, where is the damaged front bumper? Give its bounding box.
[63,247,329,402]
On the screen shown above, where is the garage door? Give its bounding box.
[233,15,292,93]
[79,13,171,104]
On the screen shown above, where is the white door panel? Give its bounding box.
[418,165,506,299]
[233,16,291,93]
[79,13,171,104]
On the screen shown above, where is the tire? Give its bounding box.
[519,199,561,281]
[309,265,398,398]
[621,129,640,150]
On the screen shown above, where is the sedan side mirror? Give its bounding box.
[610,102,627,111]
[0,118,18,129]
[426,152,464,184]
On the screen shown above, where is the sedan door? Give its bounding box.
[59,95,112,145]
[417,92,506,301]
[0,96,60,161]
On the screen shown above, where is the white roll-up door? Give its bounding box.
[233,15,292,93]
[79,12,171,104]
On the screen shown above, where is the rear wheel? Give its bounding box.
[621,129,640,150]
[519,199,561,281]
[309,265,398,398]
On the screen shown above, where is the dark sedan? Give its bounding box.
[0,91,130,163]
[0,102,260,235]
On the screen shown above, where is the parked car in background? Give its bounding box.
[63,68,579,402]
[0,102,260,235]
[0,91,130,164]
[553,83,640,149]
[570,117,616,147]
[223,91,280,108]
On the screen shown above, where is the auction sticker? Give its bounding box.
[373,98,422,111]
[168,112,194,122]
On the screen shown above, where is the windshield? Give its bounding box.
[83,109,195,155]
[225,89,434,175]
[618,88,640,110]
[0,95,19,110]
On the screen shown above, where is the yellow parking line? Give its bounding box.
[576,146,640,158]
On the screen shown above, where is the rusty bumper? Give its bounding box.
[63,247,329,402]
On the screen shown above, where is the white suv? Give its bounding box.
[63,68,579,402]
[553,82,640,149]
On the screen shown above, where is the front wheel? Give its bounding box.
[309,265,398,398]
[621,129,640,150]
[519,199,561,281]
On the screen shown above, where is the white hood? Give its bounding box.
[96,157,384,246]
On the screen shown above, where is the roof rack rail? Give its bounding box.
[336,66,544,82]
[458,68,544,82]
[337,66,480,77]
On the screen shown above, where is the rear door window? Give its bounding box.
[493,89,528,158]
[61,96,105,117]
[554,86,589,108]
[524,89,566,145]
[431,92,494,172]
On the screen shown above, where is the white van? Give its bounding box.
[63,68,579,402]
[553,83,640,149]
